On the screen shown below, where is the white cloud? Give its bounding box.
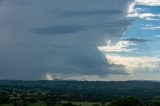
[98,40,137,52]
[135,0,160,6]
[107,55,160,73]
[128,1,136,14]
[127,1,160,20]
[139,13,160,19]
[142,25,160,30]
[128,10,160,20]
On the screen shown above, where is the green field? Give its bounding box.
[0,102,47,106]
[72,102,101,106]
[28,102,47,106]
[0,102,109,106]
[0,104,13,106]
[60,101,109,106]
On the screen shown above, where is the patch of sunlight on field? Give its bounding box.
[28,102,47,106]
[72,102,101,106]
[60,101,105,106]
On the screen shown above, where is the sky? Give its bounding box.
[0,0,160,81]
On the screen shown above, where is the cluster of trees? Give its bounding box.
[1,81,160,106]
[108,97,144,106]
[1,94,160,106]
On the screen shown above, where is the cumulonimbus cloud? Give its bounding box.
[0,0,134,80]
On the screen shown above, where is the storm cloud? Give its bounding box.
[61,9,123,17]
[0,0,133,80]
[122,38,150,43]
[32,24,86,35]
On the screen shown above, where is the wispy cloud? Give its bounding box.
[142,25,160,30]
[128,12,160,20]
[122,38,150,43]
[128,0,160,20]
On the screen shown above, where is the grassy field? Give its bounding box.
[60,101,109,106]
[0,103,47,106]
[28,102,47,106]
[0,102,109,106]
[72,102,101,106]
[0,104,13,106]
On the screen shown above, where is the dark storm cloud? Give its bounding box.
[47,64,128,76]
[49,50,58,55]
[122,38,150,43]
[89,19,133,29]
[109,19,133,26]
[17,1,31,6]
[100,19,133,35]
[0,0,133,80]
[51,44,71,50]
[61,9,123,17]
[45,46,128,77]
[31,19,132,36]
[32,24,86,35]
[109,64,128,75]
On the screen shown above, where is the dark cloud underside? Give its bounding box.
[32,24,86,35]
